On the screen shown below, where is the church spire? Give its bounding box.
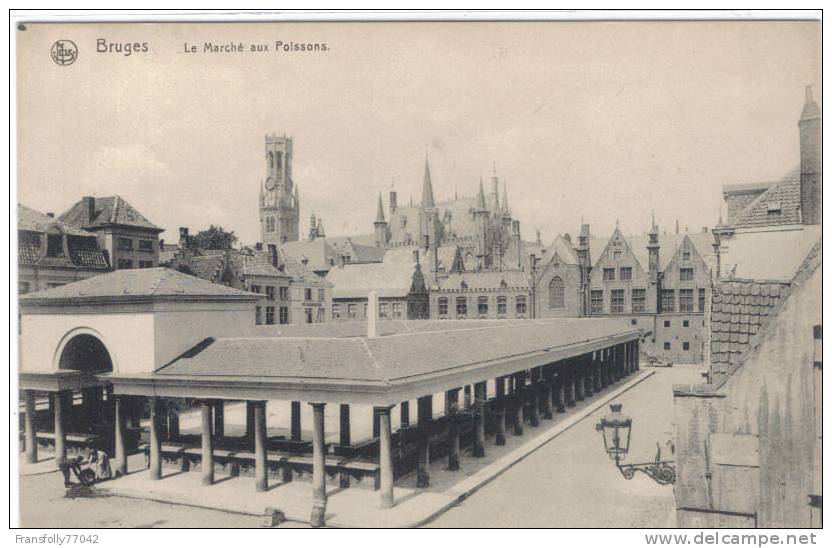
[502,181,510,213]
[477,176,487,210]
[421,155,435,208]
[376,192,386,222]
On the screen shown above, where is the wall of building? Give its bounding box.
[98,227,160,270]
[289,282,330,324]
[429,288,531,320]
[533,262,583,318]
[18,266,103,294]
[20,311,156,375]
[674,265,820,528]
[331,296,408,321]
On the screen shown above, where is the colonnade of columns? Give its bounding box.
[22,339,640,527]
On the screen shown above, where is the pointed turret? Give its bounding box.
[421,155,435,208]
[800,84,822,224]
[476,177,487,210]
[376,193,386,222]
[502,181,510,214]
[374,193,389,248]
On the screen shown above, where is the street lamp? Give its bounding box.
[596,403,676,485]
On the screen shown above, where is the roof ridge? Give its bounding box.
[361,338,391,385]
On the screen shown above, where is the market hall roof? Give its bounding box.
[19,267,259,306]
[109,317,640,404]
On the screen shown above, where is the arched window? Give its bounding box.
[268,151,274,169]
[276,151,283,174]
[549,276,565,308]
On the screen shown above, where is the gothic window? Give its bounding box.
[478,296,489,315]
[268,151,274,169]
[497,296,507,315]
[698,288,706,312]
[276,152,283,174]
[548,276,565,309]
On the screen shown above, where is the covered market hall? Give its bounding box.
[19,268,643,527]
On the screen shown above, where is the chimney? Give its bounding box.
[160,239,165,248]
[367,291,379,339]
[800,84,822,225]
[268,244,278,267]
[412,249,420,265]
[179,227,189,250]
[82,196,95,225]
[527,253,537,274]
[255,242,263,251]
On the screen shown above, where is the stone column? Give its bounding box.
[53,391,67,468]
[634,339,640,371]
[541,373,554,420]
[513,373,525,436]
[445,389,461,470]
[373,407,381,438]
[23,390,37,464]
[168,406,180,440]
[528,372,541,427]
[400,401,410,428]
[149,397,161,480]
[555,374,566,413]
[114,395,127,476]
[566,367,577,407]
[473,382,486,457]
[309,402,327,527]
[494,376,507,445]
[254,401,268,492]
[593,352,602,392]
[201,401,214,486]
[339,404,351,447]
[377,405,395,509]
[583,355,594,397]
[291,401,302,441]
[245,401,256,445]
[212,400,224,444]
[575,361,585,402]
[416,395,432,487]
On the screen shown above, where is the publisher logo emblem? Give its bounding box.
[51,40,78,66]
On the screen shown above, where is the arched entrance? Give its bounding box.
[58,333,113,373]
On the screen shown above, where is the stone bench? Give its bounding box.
[139,443,381,490]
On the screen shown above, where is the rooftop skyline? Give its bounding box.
[16,21,820,244]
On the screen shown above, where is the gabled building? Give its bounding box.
[59,195,164,270]
[326,247,429,322]
[18,204,111,294]
[431,269,531,320]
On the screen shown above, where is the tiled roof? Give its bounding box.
[18,204,94,237]
[541,235,580,265]
[60,196,162,232]
[708,239,822,386]
[438,269,530,291]
[19,267,258,303]
[183,254,226,283]
[240,251,289,278]
[158,317,636,383]
[731,168,802,229]
[279,248,331,287]
[68,236,110,270]
[709,280,788,381]
[280,239,334,272]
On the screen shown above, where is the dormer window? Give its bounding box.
[767,201,782,214]
[46,233,64,257]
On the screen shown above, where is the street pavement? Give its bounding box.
[427,364,705,528]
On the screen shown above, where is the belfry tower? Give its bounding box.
[259,133,300,246]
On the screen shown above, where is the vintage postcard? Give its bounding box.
[11,11,822,535]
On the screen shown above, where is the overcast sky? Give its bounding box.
[16,20,820,245]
